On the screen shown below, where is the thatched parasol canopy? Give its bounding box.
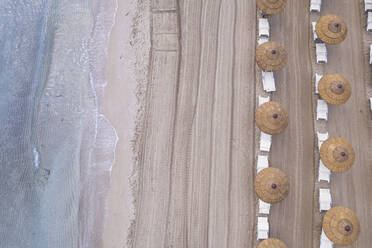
[315,15,347,44]
[255,101,288,135]
[323,206,360,246]
[254,167,289,204]
[257,238,287,248]
[257,0,286,15]
[319,74,351,105]
[256,41,288,71]
[320,137,355,173]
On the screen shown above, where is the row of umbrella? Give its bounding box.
[254,1,359,247]
[315,11,360,248]
[256,2,289,248]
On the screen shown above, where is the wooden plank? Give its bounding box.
[153,34,178,51]
[152,12,178,34]
[152,0,177,11]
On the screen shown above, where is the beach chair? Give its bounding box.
[257,217,269,240]
[319,188,332,212]
[318,160,331,182]
[259,18,270,38]
[316,43,327,63]
[257,155,269,174]
[370,45,372,64]
[370,97,372,111]
[312,22,322,42]
[259,95,270,106]
[317,132,329,151]
[258,37,269,46]
[368,12,372,31]
[259,199,271,215]
[315,73,322,94]
[320,229,334,248]
[262,71,276,92]
[260,132,272,152]
[365,0,372,11]
[317,99,328,121]
[310,0,321,12]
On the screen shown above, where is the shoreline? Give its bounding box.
[102,0,151,247]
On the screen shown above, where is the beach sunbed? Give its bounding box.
[257,217,269,240]
[370,97,372,111]
[310,0,321,12]
[365,0,372,12]
[259,18,270,38]
[262,71,276,92]
[258,199,270,215]
[312,22,322,42]
[315,73,322,94]
[257,155,269,174]
[320,229,334,248]
[317,99,328,121]
[260,132,272,152]
[319,188,332,212]
[318,159,331,182]
[317,131,329,151]
[368,12,372,31]
[316,43,327,63]
[259,95,270,106]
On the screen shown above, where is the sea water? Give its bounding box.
[0,1,118,247]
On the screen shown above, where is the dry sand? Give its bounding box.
[102,0,372,247]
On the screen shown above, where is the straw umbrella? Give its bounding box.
[315,15,347,44]
[254,167,289,204]
[257,238,287,248]
[318,74,351,105]
[320,137,355,173]
[257,0,286,15]
[256,42,288,71]
[323,206,360,246]
[255,101,288,135]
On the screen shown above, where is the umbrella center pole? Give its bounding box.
[328,22,342,33]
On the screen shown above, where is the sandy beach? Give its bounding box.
[2,0,372,247]
[103,0,372,247]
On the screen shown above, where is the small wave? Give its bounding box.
[33,147,40,169]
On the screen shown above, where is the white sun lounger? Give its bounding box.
[258,37,269,46]
[257,155,269,174]
[259,95,270,106]
[259,199,271,215]
[310,0,321,12]
[370,97,372,111]
[260,132,272,152]
[320,229,334,248]
[365,0,372,11]
[259,18,270,37]
[317,132,329,150]
[315,73,322,94]
[312,22,322,42]
[319,188,332,212]
[317,99,328,121]
[370,45,372,64]
[316,43,327,63]
[257,217,269,240]
[318,160,331,182]
[368,12,372,31]
[262,71,276,92]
